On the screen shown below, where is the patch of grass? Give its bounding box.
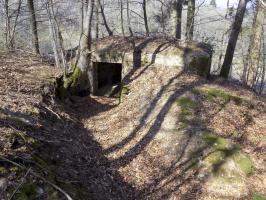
[198,88,244,106]
[176,96,197,123]
[204,88,231,102]
[176,96,197,109]
[252,194,265,200]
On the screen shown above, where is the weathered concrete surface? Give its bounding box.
[92,36,212,78]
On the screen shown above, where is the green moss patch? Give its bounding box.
[252,194,265,200]
[203,133,236,151]
[202,133,254,177]
[55,66,83,100]
[233,152,254,176]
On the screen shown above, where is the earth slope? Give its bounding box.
[0,52,265,200]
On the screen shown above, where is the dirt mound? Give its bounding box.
[0,52,265,200]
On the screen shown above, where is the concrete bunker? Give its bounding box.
[93,62,122,96]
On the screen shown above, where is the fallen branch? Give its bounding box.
[42,105,61,119]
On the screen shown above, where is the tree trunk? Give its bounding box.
[95,0,99,39]
[244,0,265,89]
[175,0,183,39]
[219,0,248,78]
[143,0,149,36]
[4,0,11,49]
[49,0,67,78]
[186,0,195,40]
[120,0,125,36]
[27,0,40,54]
[46,1,60,69]
[58,0,95,100]
[8,0,22,50]
[126,0,133,36]
[98,0,113,36]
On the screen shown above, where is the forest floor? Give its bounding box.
[0,52,265,200]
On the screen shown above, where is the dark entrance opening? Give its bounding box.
[94,62,122,96]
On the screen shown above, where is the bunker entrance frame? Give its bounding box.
[92,62,123,96]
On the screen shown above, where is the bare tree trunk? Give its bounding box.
[142,0,149,36]
[95,0,99,39]
[9,0,22,50]
[244,0,265,89]
[259,31,266,94]
[27,0,40,54]
[126,0,133,36]
[160,3,165,34]
[84,0,89,14]
[186,0,195,40]
[59,0,95,100]
[46,1,60,69]
[50,0,67,78]
[4,0,11,49]
[120,0,125,36]
[219,0,249,78]
[216,0,230,71]
[98,0,113,36]
[175,0,183,39]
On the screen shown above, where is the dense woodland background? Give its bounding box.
[0,0,265,95]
